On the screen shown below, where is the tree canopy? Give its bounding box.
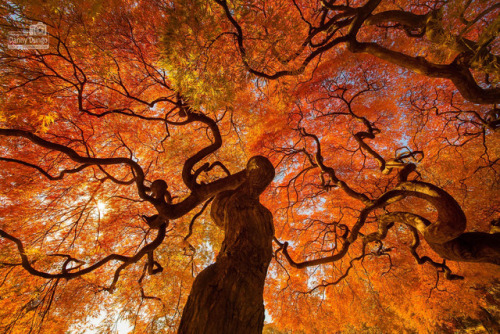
[0,0,499,333]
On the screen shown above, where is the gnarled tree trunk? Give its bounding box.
[178,156,275,334]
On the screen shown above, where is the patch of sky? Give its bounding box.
[397,133,410,147]
[274,168,286,183]
[4,1,24,24]
[200,240,214,253]
[0,195,12,206]
[264,308,272,323]
[251,77,267,101]
[305,266,328,296]
[70,309,133,334]
[195,240,217,269]
[149,103,162,117]
[315,197,327,212]
[296,197,326,218]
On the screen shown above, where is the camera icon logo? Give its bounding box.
[29,22,47,36]
[8,21,49,49]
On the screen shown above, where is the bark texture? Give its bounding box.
[178,156,275,334]
[377,182,500,265]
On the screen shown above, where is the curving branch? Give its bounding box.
[278,109,499,270]
[214,0,354,79]
[376,182,467,243]
[279,178,500,269]
[174,101,223,191]
[373,184,500,265]
[0,125,251,221]
[0,223,167,283]
[215,0,499,104]
[280,239,350,269]
[407,225,464,280]
[347,40,500,105]
[299,127,373,205]
[0,128,151,201]
[0,157,91,180]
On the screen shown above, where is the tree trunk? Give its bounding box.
[178,156,275,334]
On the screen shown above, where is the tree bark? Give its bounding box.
[428,232,500,265]
[376,182,500,265]
[178,156,275,334]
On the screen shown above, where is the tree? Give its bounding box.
[0,0,499,333]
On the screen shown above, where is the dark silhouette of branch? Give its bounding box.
[0,223,167,283]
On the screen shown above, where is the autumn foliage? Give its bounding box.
[0,0,499,333]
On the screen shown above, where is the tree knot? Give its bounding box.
[245,156,275,195]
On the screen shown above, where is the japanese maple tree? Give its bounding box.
[0,0,499,333]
